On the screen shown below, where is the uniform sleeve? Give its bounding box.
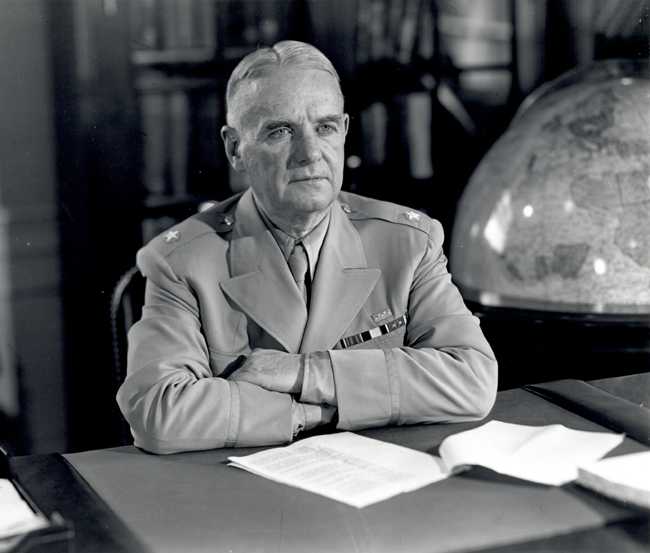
[303,221,498,430]
[116,245,293,454]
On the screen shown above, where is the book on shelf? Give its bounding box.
[140,84,196,198]
[188,89,227,196]
[130,0,217,52]
[129,0,160,50]
[160,0,181,49]
[397,0,420,64]
[355,0,432,65]
[404,91,433,179]
[139,83,230,226]
[360,101,388,166]
[141,91,168,196]
[195,0,217,50]
[168,90,190,197]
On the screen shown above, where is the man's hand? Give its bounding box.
[302,403,337,431]
[228,349,303,394]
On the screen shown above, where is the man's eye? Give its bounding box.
[268,127,292,139]
[317,123,337,135]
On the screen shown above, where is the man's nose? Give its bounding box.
[292,131,322,165]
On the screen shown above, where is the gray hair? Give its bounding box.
[225,40,342,120]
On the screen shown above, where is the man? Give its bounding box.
[117,41,497,454]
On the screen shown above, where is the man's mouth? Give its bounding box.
[289,176,328,184]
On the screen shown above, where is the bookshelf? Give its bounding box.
[126,0,304,241]
[343,0,523,236]
[124,0,528,242]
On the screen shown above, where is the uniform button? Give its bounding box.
[223,215,233,226]
[341,204,352,214]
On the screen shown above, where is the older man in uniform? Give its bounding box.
[117,41,497,454]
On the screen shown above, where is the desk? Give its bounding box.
[11,375,650,553]
[590,372,650,407]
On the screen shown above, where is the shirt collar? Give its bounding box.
[253,197,331,280]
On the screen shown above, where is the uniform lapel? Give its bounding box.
[220,191,307,353]
[300,203,381,352]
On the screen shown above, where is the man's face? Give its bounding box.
[225,67,349,225]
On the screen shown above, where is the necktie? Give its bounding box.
[288,242,310,305]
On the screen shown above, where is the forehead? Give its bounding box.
[232,67,343,129]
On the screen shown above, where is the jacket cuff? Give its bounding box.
[329,349,395,430]
[232,381,294,447]
[299,351,336,405]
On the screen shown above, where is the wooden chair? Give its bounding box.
[109,266,146,445]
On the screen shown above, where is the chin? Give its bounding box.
[287,185,337,214]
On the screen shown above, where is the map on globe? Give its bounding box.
[451,60,650,314]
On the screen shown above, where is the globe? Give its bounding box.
[450,59,650,315]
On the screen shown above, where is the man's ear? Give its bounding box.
[343,113,350,136]
[220,126,245,171]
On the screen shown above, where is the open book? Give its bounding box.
[229,421,623,508]
[438,420,624,486]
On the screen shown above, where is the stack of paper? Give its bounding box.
[0,479,48,539]
[229,432,448,508]
[577,451,650,509]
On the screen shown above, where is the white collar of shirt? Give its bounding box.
[253,198,331,281]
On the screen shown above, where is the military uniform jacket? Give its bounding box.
[117,189,497,453]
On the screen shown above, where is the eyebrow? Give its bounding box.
[316,114,345,125]
[263,119,293,131]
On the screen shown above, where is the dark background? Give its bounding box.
[0,0,648,455]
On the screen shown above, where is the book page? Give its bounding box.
[229,432,448,508]
[0,479,48,539]
[439,420,625,485]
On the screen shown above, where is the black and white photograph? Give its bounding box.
[1,1,649,551]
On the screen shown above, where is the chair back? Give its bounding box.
[110,267,146,444]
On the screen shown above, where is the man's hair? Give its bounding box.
[226,40,342,121]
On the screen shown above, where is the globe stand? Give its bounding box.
[467,301,650,390]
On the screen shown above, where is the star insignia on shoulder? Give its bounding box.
[164,229,180,243]
[404,210,421,221]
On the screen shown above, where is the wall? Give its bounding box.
[0,0,67,453]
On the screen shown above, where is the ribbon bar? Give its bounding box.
[338,314,408,349]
